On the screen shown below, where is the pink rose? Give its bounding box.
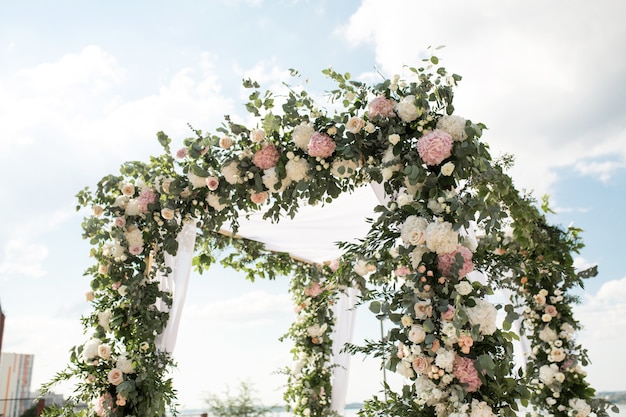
[129,245,143,255]
[107,368,124,386]
[175,148,188,159]
[95,393,114,417]
[114,217,126,228]
[307,132,336,158]
[453,355,482,392]
[416,129,453,165]
[329,258,339,272]
[412,356,430,374]
[545,305,558,317]
[368,96,396,118]
[438,245,474,278]
[304,282,323,298]
[250,191,269,205]
[252,143,280,170]
[394,265,411,277]
[206,176,219,191]
[219,136,234,149]
[441,305,455,321]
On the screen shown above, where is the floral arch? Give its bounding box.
[42,53,617,417]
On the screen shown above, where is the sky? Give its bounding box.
[1,0,626,412]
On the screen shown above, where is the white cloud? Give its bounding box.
[0,239,48,278]
[338,0,626,195]
[574,277,626,391]
[575,160,626,183]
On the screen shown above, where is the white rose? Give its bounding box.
[250,128,265,143]
[346,116,366,134]
[364,122,376,133]
[408,324,426,344]
[82,339,101,361]
[389,133,401,145]
[440,162,455,176]
[98,344,111,360]
[396,192,413,207]
[400,216,429,246]
[455,280,473,296]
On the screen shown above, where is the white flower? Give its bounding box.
[389,133,401,145]
[396,192,413,207]
[408,324,426,344]
[118,285,128,297]
[538,325,558,343]
[206,193,228,211]
[346,116,366,134]
[125,199,143,216]
[285,158,309,182]
[396,360,415,379]
[364,122,376,133]
[539,364,558,385]
[292,122,314,150]
[98,309,112,332]
[395,95,420,122]
[465,298,497,335]
[98,344,111,360]
[401,315,413,327]
[124,226,144,247]
[441,162,455,176]
[434,348,455,372]
[441,322,459,346]
[116,355,135,374]
[410,245,428,268]
[307,323,328,338]
[353,259,376,276]
[455,280,473,296]
[250,128,265,143]
[187,171,207,188]
[437,115,468,141]
[569,398,591,417]
[548,347,566,362]
[262,167,291,193]
[426,221,459,254]
[82,339,101,362]
[469,399,496,417]
[221,161,242,185]
[401,215,429,246]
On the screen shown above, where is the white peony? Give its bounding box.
[116,355,135,374]
[125,199,143,216]
[539,364,558,385]
[250,128,265,143]
[436,115,468,141]
[82,338,101,362]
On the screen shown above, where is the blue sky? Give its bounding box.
[1,0,625,411]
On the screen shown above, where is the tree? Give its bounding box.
[205,381,276,417]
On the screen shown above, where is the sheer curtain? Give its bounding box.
[155,221,197,353]
[330,182,389,413]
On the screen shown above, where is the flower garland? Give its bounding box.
[281,265,339,417]
[40,52,614,417]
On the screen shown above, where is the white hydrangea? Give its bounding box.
[206,193,228,211]
[538,325,558,343]
[262,167,291,193]
[285,158,309,182]
[465,298,498,335]
[426,221,459,254]
[435,348,455,372]
[395,95,420,123]
[437,115,468,141]
[221,161,243,185]
[292,122,314,150]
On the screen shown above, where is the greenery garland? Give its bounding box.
[40,50,616,417]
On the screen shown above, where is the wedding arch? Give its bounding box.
[42,52,616,417]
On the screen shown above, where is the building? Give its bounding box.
[0,303,5,355]
[0,353,35,417]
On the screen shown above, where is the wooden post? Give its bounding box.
[36,399,45,417]
[200,413,208,417]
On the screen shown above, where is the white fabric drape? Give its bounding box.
[155,221,197,353]
[330,287,359,413]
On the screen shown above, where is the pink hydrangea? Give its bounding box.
[368,96,396,118]
[137,190,156,213]
[252,143,280,170]
[416,129,453,166]
[453,355,482,392]
[438,245,474,278]
[307,132,336,158]
[94,393,115,417]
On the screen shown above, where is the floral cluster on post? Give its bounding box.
[281,265,339,417]
[41,50,614,417]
